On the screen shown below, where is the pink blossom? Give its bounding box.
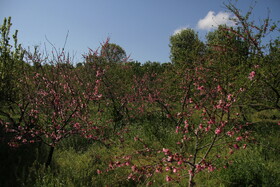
[97,169,102,174]
[208,165,215,172]
[217,85,222,92]
[205,125,211,132]
[196,164,202,172]
[131,165,137,172]
[175,126,180,133]
[236,136,243,141]
[248,71,256,80]
[162,148,170,155]
[197,85,204,91]
[189,98,193,103]
[227,94,233,101]
[125,162,130,166]
[73,122,81,129]
[226,131,234,137]
[165,167,170,172]
[127,173,133,180]
[155,167,162,173]
[215,128,222,135]
[216,100,223,109]
[166,175,172,182]
[207,119,215,125]
[167,156,173,162]
[177,160,183,165]
[233,144,239,149]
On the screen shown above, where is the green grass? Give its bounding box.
[1,109,279,187]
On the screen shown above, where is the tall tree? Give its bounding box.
[206,25,249,66]
[169,28,205,67]
[100,42,127,63]
[0,17,25,106]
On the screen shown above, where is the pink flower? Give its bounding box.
[197,85,204,91]
[215,128,222,135]
[208,165,215,172]
[248,71,256,80]
[217,85,222,92]
[226,131,234,137]
[165,167,170,172]
[227,94,233,101]
[162,148,170,155]
[177,160,183,165]
[167,156,173,162]
[175,126,180,133]
[207,119,215,125]
[97,169,102,174]
[73,123,81,129]
[233,144,239,149]
[196,164,202,172]
[166,175,172,182]
[125,162,130,166]
[205,125,211,132]
[236,136,243,141]
[131,165,137,171]
[155,167,162,173]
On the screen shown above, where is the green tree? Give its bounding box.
[206,25,249,66]
[100,42,127,63]
[0,17,25,105]
[169,28,205,67]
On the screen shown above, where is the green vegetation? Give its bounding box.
[0,2,279,187]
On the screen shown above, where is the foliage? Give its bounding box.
[0,17,25,106]
[0,1,279,187]
[169,28,205,67]
[100,41,127,63]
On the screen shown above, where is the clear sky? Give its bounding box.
[1,0,279,63]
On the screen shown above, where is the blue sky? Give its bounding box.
[1,0,279,63]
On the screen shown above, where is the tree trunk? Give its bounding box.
[188,173,195,187]
[45,146,54,167]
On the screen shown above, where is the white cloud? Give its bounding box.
[197,11,236,30]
